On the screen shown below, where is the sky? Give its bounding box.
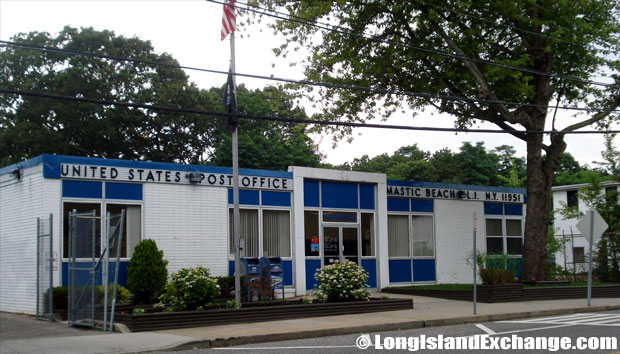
[1,0,618,167]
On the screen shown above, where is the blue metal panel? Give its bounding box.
[62,180,102,199]
[262,191,291,207]
[388,198,410,212]
[361,259,377,288]
[322,182,358,209]
[359,184,375,210]
[504,203,523,216]
[484,202,503,215]
[229,260,235,276]
[411,199,434,213]
[105,182,143,200]
[62,262,128,287]
[283,260,293,286]
[304,180,320,207]
[228,189,260,205]
[305,259,322,290]
[388,259,412,283]
[413,259,436,282]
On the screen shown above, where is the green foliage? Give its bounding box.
[132,307,145,315]
[0,26,215,165]
[314,260,370,302]
[226,300,241,309]
[96,284,130,304]
[127,239,168,304]
[216,276,235,299]
[44,286,68,313]
[206,85,323,170]
[469,252,517,284]
[157,266,221,311]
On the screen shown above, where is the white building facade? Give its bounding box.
[1,155,526,314]
[552,181,619,273]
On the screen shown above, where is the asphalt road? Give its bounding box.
[154,310,620,354]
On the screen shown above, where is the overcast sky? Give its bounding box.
[1,0,618,167]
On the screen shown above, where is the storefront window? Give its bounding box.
[485,219,503,254]
[63,202,100,258]
[263,210,291,257]
[412,215,434,257]
[229,209,259,257]
[106,204,142,258]
[361,213,375,257]
[486,218,523,255]
[304,211,319,257]
[388,215,409,257]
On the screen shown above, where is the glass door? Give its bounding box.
[322,226,359,265]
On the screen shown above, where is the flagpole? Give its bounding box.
[230,31,241,304]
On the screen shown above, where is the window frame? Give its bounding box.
[387,211,436,259]
[228,206,293,260]
[61,198,143,261]
[484,215,523,256]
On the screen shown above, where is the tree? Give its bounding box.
[207,85,322,170]
[0,26,218,165]
[249,0,620,280]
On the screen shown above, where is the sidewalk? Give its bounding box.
[2,294,620,354]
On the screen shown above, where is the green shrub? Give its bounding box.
[216,276,235,299]
[479,268,516,285]
[127,239,168,304]
[96,284,130,304]
[43,286,68,312]
[157,266,221,311]
[314,260,370,302]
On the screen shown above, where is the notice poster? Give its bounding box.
[311,236,319,253]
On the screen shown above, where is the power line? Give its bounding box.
[1,88,618,135]
[214,0,619,89]
[1,41,618,114]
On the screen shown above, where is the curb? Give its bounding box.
[163,304,620,351]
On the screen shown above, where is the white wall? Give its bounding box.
[0,165,61,314]
[143,183,229,276]
[434,199,485,284]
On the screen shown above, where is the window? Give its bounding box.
[229,209,259,257]
[106,204,142,258]
[573,247,585,263]
[262,210,290,257]
[485,218,523,255]
[322,211,357,223]
[63,202,101,258]
[361,213,375,256]
[388,215,409,257]
[506,219,523,255]
[412,215,434,257]
[304,211,320,257]
[605,187,618,204]
[485,219,503,254]
[567,190,579,209]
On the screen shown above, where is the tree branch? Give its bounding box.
[561,93,620,132]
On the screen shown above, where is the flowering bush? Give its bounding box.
[314,260,370,302]
[157,266,221,311]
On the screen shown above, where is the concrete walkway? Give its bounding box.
[2,294,620,354]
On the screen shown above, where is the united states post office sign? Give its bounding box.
[60,164,293,190]
[387,185,523,203]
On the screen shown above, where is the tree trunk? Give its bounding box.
[522,131,566,281]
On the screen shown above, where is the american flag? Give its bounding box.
[221,0,236,41]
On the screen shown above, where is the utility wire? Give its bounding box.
[1,88,618,135]
[1,41,618,114]
[213,0,619,89]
